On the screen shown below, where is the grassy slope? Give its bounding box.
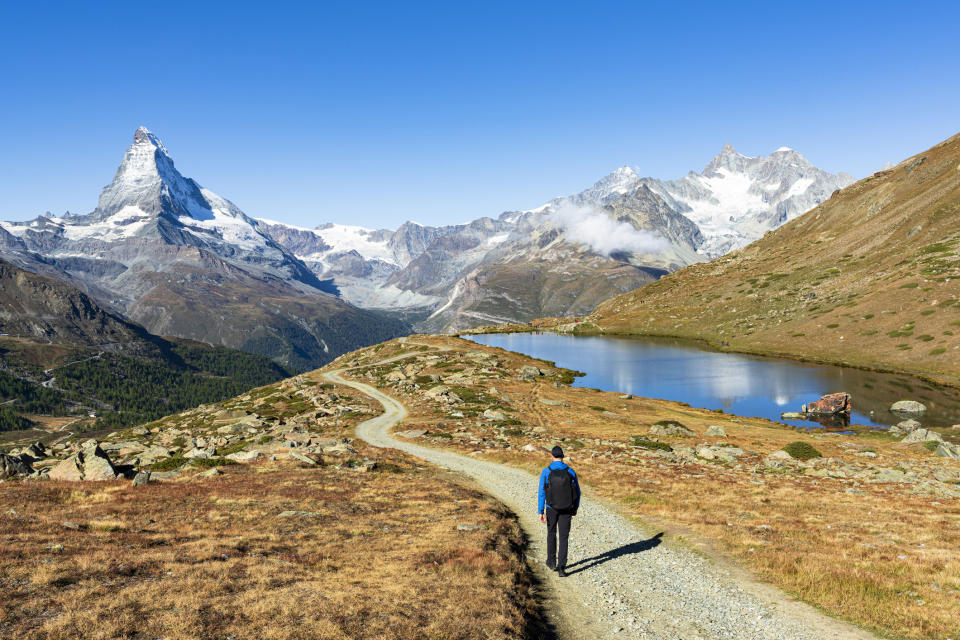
[588,131,960,385]
[0,363,541,639]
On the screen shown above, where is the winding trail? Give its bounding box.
[323,346,879,640]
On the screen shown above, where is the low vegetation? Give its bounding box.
[0,457,539,639]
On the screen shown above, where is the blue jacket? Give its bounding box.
[538,461,580,514]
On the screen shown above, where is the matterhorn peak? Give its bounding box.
[94,127,211,219]
[132,126,168,154]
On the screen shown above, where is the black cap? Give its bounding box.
[551,445,564,459]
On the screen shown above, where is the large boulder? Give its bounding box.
[806,392,852,415]
[48,453,85,481]
[902,428,943,444]
[891,400,927,414]
[934,442,960,460]
[520,366,543,381]
[48,441,117,481]
[79,441,118,481]
[649,421,696,437]
[0,453,32,479]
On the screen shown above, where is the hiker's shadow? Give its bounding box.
[565,532,664,576]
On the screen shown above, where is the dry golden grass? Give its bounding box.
[0,448,542,639]
[343,335,960,640]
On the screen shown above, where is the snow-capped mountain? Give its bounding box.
[640,145,854,256]
[258,143,850,332]
[0,128,407,369]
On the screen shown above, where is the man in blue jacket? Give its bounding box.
[538,445,580,577]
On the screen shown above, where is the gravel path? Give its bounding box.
[324,352,878,640]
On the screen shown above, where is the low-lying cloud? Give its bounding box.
[553,202,668,256]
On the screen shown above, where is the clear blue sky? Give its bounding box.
[1,1,958,229]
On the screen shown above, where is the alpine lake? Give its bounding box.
[466,332,960,430]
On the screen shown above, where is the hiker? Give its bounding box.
[538,445,580,577]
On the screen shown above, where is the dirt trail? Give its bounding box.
[323,347,879,640]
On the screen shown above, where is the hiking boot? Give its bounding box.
[556,567,567,578]
[546,561,556,571]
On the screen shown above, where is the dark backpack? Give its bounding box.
[546,467,575,511]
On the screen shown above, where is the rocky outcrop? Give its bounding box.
[0,453,32,479]
[48,440,117,481]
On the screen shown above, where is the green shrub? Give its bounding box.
[783,441,822,460]
[588,405,606,412]
[920,309,936,316]
[826,323,839,329]
[916,334,935,342]
[923,441,940,452]
[930,348,947,355]
[629,436,672,451]
[149,456,188,471]
[190,457,237,468]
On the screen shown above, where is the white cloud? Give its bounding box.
[552,202,668,256]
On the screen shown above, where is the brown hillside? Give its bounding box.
[588,131,960,385]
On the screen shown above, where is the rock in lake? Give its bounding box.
[891,400,927,414]
[806,392,852,415]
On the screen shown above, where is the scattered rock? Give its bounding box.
[278,510,321,517]
[705,425,727,437]
[482,409,507,422]
[202,467,223,477]
[538,398,569,407]
[225,450,261,462]
[934,442,960,459]
[891,400,927,414]
[889,419,923,436]
[396,429,427,439]
[649,421,695,437]
[902,429,943,444]
[289,451,318,466]
[131,470,151,487]
[456,524,488,531]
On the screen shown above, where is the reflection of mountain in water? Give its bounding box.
[466,333,960,428]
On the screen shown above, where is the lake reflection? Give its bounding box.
[465,333,960,428]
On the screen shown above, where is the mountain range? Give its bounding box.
[256,143,853,332]
[0,127,852,365]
